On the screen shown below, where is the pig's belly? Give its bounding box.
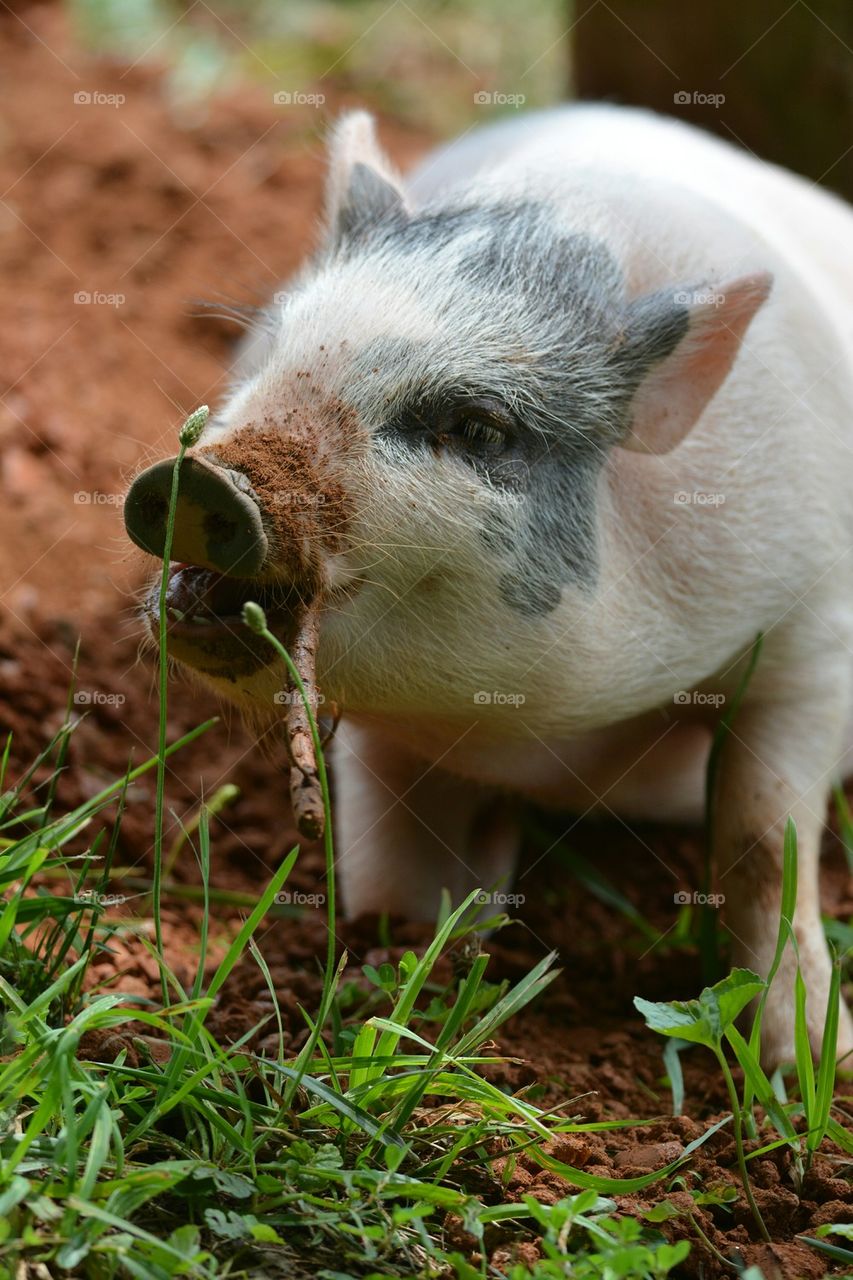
[379,714,714,824]
[460,711,853,824]
[481,721,710,823]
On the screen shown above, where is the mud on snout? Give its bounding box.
[125,421,354,685]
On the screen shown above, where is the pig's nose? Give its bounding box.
[124,455,269,576]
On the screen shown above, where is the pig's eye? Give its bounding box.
[457,416,505,447]
[448,402,511,451]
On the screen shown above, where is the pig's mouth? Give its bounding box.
[146,562,328,839]
[142,563,303,681]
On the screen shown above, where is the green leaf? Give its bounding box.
[524,1114,731,1193]
[643,1199,682,1222]
[634,969,765,1048]
[724,1024,797,1141]
[815,1223,853,1240]
[249,1223,283,1243]
[192,1167,255,1200]
[0,1176,30,1215]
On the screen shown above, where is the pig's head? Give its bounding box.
[125,112,771,723]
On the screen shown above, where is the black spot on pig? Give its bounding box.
[369,200,536,258]
[460,222,624,341]
[348,196,624,339]
[499,571,563,617]
[496,447,602,615]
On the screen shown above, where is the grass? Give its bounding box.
[0,410,850,1277]
[0,726,701,1278]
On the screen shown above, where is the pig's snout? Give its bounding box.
[124,454,269,577]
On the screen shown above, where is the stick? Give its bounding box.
[284,607,324,840]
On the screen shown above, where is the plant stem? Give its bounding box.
[716,1046,770,1242]
[153,441,190,1007]
[687,1213,739,1271]
[252,617,336,1096]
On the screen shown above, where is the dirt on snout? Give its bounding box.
[0,10,851,1279]
[211,414,356,580]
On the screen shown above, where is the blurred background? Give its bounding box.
[62,0,853,196]
[69,0,565,133]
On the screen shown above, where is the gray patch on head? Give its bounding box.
[499,572,562,617]
[492,447,602,615]
[459,218,624,340]
[331,195,692,617]
[367,202,521,257]
[480,507,517,554]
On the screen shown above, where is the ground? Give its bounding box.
[0,8,851,1278]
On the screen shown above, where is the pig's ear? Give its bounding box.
[617,272,772,454]
[324,111,408,247]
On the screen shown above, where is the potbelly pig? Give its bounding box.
[124,104,853,1067]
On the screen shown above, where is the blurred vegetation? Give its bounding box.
[70,0,568,131]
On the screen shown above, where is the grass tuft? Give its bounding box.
[0,434,847,1275]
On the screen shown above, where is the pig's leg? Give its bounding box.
[714,671,853,1067]
[333,722,520,920]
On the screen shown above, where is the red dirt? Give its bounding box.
[0,9,850,1278]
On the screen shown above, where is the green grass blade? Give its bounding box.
[745,816,798,1111]
[808,953,841,1153]
[663,1037,687,1116]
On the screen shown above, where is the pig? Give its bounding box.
[124,104,853,1069]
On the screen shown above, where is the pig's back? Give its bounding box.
[409,104,853,353]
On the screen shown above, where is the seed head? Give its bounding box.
[242,601,268,634]
[179,404,210,448]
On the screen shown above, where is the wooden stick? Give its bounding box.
[284,607,325,840]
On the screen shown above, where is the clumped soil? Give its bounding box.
[0,10,850,1278]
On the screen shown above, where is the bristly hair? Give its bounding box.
[188,296,261,333]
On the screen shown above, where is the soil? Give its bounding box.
[0,8,850,1278]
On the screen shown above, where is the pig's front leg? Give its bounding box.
[714,667,853,1067]
[333,722,520,920]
